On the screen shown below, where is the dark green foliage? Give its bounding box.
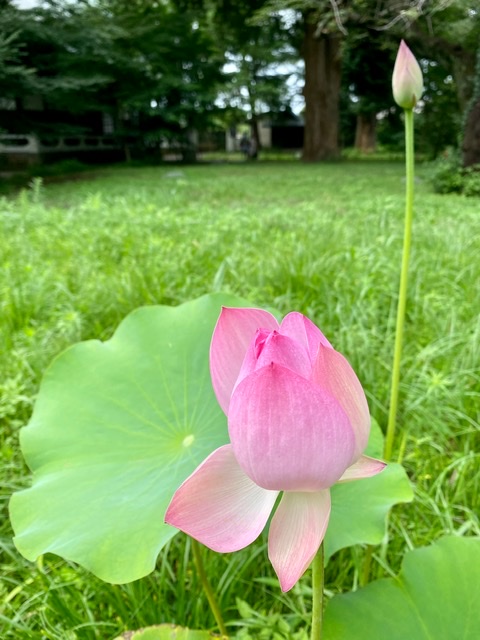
[1,2,115,111]
[342,31,395,118]
[427,147,480,196]
[0,22,35,100]
[340,32,398,151]
[416,59,462,158]
[427,148,464,194]
[185,0,300,138]
[220,18,299,125]
[0,0,224,145]
[461,165,480,196]
[100,0,223,124]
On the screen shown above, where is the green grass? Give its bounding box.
[1,161,479,639]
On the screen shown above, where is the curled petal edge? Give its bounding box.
[337,455,386,483]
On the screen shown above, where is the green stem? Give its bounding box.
[384,108,415,462]
[311,543,324,640]
[360,544,374,587]
[191,538,228,637]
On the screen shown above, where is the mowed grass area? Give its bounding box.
[1,161,479,639]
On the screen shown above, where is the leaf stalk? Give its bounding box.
[191,538,228,637]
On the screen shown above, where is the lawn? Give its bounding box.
[1,160,479,639]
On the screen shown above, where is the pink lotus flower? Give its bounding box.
[165,307,386,591]
[392,40,424,109]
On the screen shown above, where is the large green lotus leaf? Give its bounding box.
[324,536,480,638]
[10,293,249,584]
[325,420,413,561]
[115,625,224,640]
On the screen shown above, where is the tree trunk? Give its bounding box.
[462,48,480,168]
[250,114,261,152]
[302,16,342,162]
[354,113,377,152]
[462,97,480,167]
[452,51,476,114]
[247,82,261,155]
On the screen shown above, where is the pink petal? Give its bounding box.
[229,364,356,492]
[337,455,386,482]
[312,345,370,461]
[280,312,332,364]
[165,445,278,552]
[268,490,331,592]
[210,307,279,414]
[236,330,312,386]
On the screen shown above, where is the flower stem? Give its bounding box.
[384,108,415,462]
[191,538,228,637]
[311,543,324,640]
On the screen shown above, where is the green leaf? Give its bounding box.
[325,420,413,562]
[324,536,480,639]
[115,625,223,640]
[10,293,249,584]
[236,597,256,620]
[363,417,384,458]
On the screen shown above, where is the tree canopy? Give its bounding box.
[0,0,478,162]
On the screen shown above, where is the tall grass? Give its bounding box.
[1,162,478,638]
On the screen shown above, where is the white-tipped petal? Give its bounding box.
[165,445,278,552]
[268,490,331,592]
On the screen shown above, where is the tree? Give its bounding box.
[415,57,461,158]
[0,3,50,121]
[0,0,224,159]
[463,47,480,167]
[301,9,342,160]
[0,1,119,135]
[184,0,300,150]
[0,14,36,105]
[218,18,299,148]
[412,1,478,113]
[342,31,397,152]
[410,1,480,164]
[262,0,465,161]
[94,0,224,157]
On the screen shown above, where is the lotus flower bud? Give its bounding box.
[392,40,423,110]
[166,307,386,592]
